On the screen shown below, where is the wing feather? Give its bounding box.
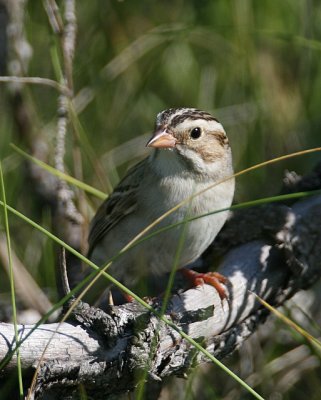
[88,159,146,256]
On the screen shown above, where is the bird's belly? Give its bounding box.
[143,209,228,276]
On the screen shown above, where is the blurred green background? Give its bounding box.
[1,1,321,399]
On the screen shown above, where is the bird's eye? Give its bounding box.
[190,127,202,139]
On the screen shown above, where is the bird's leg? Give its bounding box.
[180,268,229,300]
[123,293,134,302]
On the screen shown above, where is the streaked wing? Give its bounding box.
[88,158,147,256]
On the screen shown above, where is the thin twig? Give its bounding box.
[59,247,71,295]
[43,0,64,35]
[50,0,82,225]
[62,0,76,91]
[0,76,70,95]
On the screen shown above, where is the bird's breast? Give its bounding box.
[137,175,234,274]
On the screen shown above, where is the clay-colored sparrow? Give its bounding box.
[87,108,235,301]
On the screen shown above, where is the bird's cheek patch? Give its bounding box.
[213,131,229,147]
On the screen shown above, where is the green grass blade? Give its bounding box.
[10,143,107,200]
[0,163,24,397]
[259,29,321,51]
[252,293,321,352]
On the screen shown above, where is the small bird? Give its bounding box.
[87,108,235,302]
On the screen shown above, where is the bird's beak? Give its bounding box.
[146,128,176,149]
